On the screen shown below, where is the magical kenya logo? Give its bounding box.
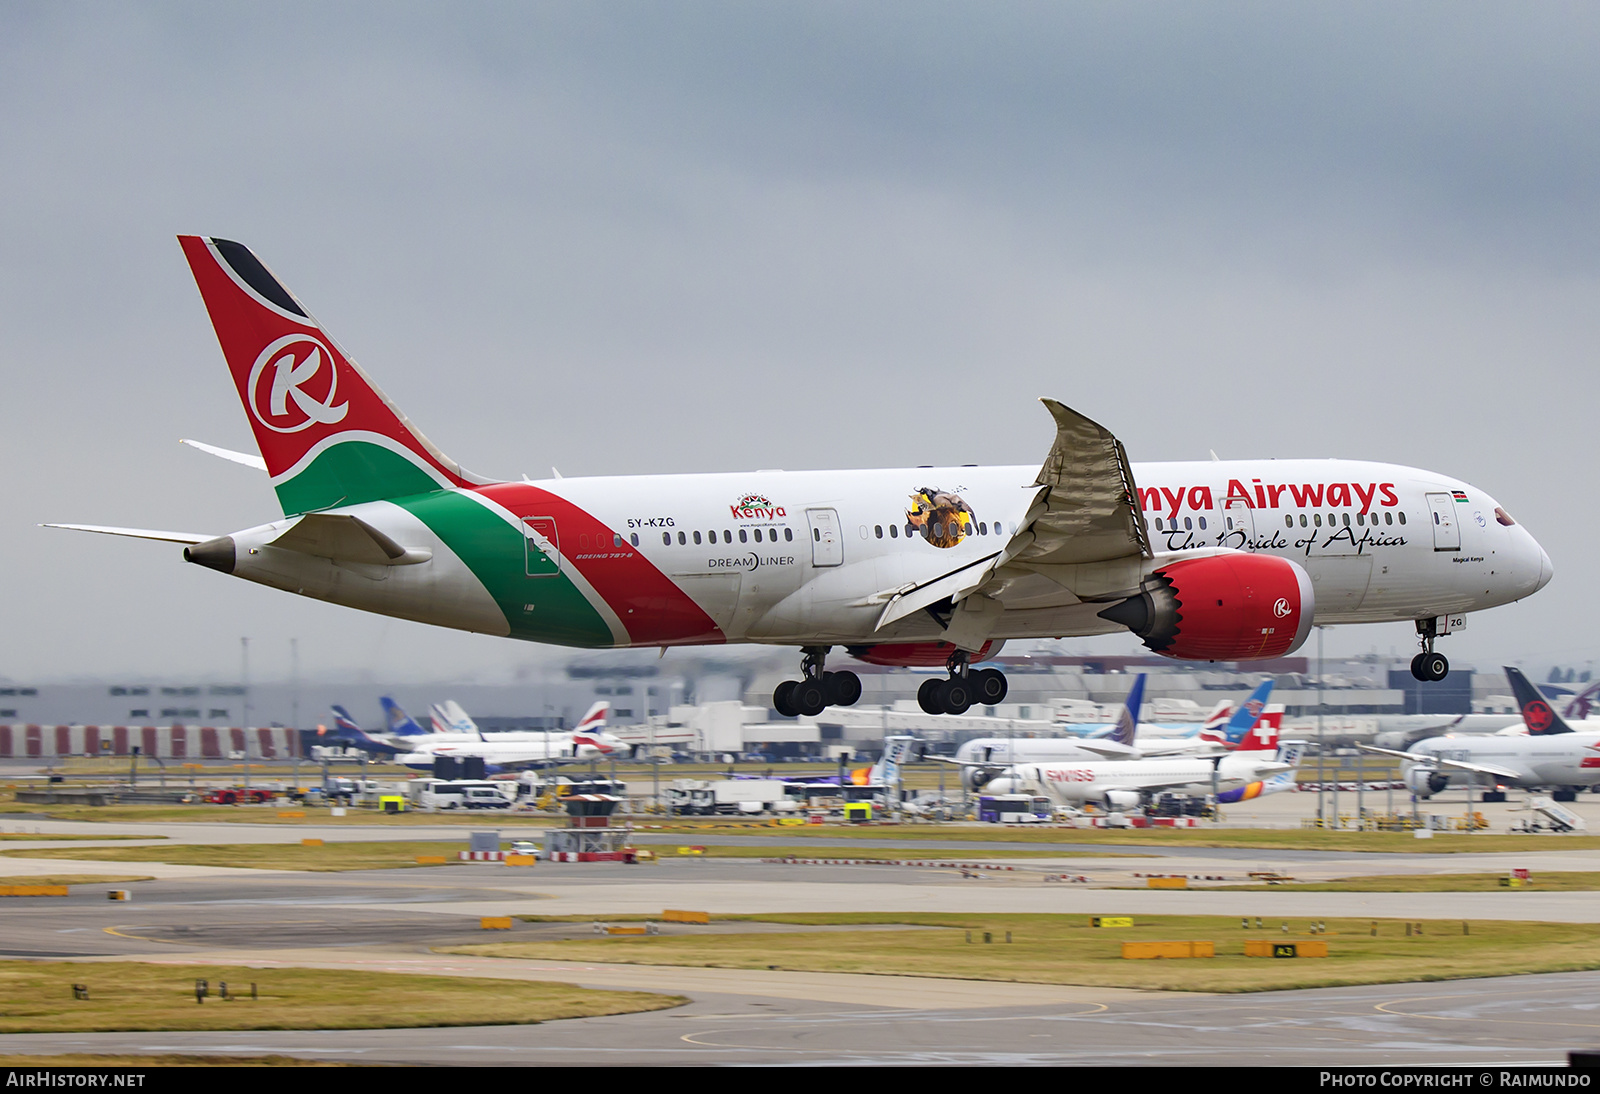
[731,494,786,520]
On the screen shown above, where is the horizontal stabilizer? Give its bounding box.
[42,523,215,545]
[270,513,431,566]
[179,438,268,471]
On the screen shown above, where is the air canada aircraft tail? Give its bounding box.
[1505,665,1574,735]
[177,236,484,517]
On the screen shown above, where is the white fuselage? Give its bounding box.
[221,457,1550,651]
[986,752,1292,809]
[1407,734,1600,792]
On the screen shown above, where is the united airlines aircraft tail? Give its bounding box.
[177,236,486,517]
[1107,675,1147,747]
[379,696,431,738]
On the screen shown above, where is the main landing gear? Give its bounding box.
[1411,618,1450,682]
[773,647,863,718]
[917,649,1008,716]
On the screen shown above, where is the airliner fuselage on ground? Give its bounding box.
[50,239,1552,718]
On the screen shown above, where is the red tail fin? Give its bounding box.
[178,237,477,514]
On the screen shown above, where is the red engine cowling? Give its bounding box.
[1097,553,1314,661]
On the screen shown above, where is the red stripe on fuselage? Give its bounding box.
[474,483,724,646]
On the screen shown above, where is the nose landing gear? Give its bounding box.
[917,649,1009,715]
[772,647,863,718]
[1411,618,1450,681]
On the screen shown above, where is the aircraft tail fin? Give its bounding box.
[1231,704,1283,752]
[177,236,484,516]
[870,736,919,786]
[326,705,401,755]
[1108,675,1147,747]
[1505,665,1574,735]
[379,696,430,737]
[575,702,610,732]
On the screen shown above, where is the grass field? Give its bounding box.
[0,833,164,841]
[1210,871,1600,892]
[1,841,483,872]
[0,960,681,1033]
[446,912,1600,992]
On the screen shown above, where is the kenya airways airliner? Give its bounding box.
[49,239,1553,718]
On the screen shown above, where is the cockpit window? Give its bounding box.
[1495,507,1516,527]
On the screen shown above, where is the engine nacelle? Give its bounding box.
[1102,790,1143,811]
[1405,765,1450,798]
[1098,552,1315,661]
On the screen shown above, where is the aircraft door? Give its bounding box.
[522,518,561,576]
[1426,493,1460,552]
[806,508,843,567]
[1224,499,1255,550]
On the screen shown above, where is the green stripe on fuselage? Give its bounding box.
[395,489,615,648]
[274,441,443,516]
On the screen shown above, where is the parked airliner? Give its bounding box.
[48,239,1552,717]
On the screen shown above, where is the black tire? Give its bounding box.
[1422,652,1449,681]
[793,678,827,717]
[917,678,944,715]
[826,670,863,707]
[1410,653,1429,681]
[773,680,799,718]
[973,668,1008,704]
[1553,789,1579,803]
[939,677,972,715]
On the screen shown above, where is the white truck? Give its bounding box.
[411,779,513,811]
[667,779,803,816]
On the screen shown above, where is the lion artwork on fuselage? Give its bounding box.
[906,487,974,549]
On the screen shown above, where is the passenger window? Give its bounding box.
[662,532,671,545]
[889,525,898,538]
[678,531,687,545]
[784,527,793,542]
[1300,514,1307,527]
[1313,514,1322,527]
[1198,517,1206,530]
[1342,513,1350,527]
[1155,518,1164,531]
[739,529,748,543]
[724,530,733,543]
[875,525,883,539]
[1385,512,1393,526]
[1284,516,1293,528]
[1184,517,1192,530]
[813,528,821,541]
[614,534,623,547]
[693,531,702,545]
[630,533,639,547]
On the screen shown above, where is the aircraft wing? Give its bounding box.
[870,400,1150,635]
[1069,740,1141,759]
[1359,745,1522,782]
[609,727,696,745]
[270,513,431,566]
[1009,399,1152,568]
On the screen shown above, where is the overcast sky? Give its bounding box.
[2,2,1596,684]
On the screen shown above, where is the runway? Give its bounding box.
[1,800,1598,1065]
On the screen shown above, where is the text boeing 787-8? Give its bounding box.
[49,238,1552,717]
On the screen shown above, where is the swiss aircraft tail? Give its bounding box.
[177,236,483,516]
[1505,666,1574,735]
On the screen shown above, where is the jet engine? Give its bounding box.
[1404,765,1450,798]
[1101,790,1143,811]
[1097,553,1315,661]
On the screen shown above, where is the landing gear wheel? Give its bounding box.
[792,678,827,717]
[938,677,972,715]
[972,668,1008,704]
[1416,652,1449,681]
[918,678,944,715]
[825,670,862,707]
[773,680,799,718]
[1410,653,1427,681]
